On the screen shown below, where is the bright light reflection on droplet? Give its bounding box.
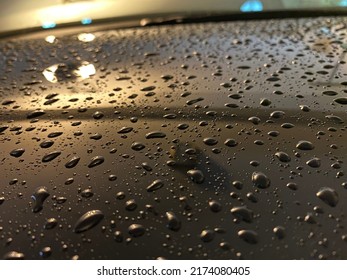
[42,64,59,83]
[77,33,95,42]
[45,35,56,44]
[74,62,96,79]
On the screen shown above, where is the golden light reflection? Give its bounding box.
[77,33,96,42]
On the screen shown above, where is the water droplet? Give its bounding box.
[322,90,338,96]
[125,199,137,211]
[273,226,285,239]
[40,140,54,148]
[203,137,218,146]
[334,97,347,105]
[209,200,222,212]
[165,211,181,231]
[275,151,291,162]
[238,229,258,244]
[306,157,321,168]
[145,131,166,139]
[316,187,339,207]
[92,111,104,119]
[248,116,261,125]
[31,187,50,213]
[74,210,104,233]
[296,140,314,150]
[270,111,285,118]
[117,127,133,134]
[281,123,295,129]
[27,109,45,119]
[287,182,298,190]
[42,151,61,162]
[44,218,58,229]
[304,213,316,224]
[3,251,25,260]
[187,169,205,184]
[88,156,104,168]
[39,247,52,258]
[10,148,25,158]
[81,189,94,198]
[252,172,270,189]
[128,224,145,237]
[65,156,80,168]
[200,229,215,242]
[48,131,63,138]
[147,179,164,192]
[131,142,146,151]
[231,206,253,223]
[224,138,238,147]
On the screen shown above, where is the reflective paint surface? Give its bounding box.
[0,17,347,259]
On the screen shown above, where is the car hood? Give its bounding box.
[0,17,346,259]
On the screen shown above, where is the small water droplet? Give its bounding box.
[273,226,285,239]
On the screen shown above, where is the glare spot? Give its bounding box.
[240,0,263,12]
[42,22,56,29]
[45,35,56,44]
[42,64,60,83]
[74,62,96,80]
[81,18,92,25]
[77,33,95,42]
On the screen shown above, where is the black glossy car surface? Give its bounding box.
[0,16,346,259]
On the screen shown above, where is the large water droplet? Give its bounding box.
[128,224,145,237]
[42,151,61,162]
[31,187,50,213]
[88,156,104,168]
[65,156,80,168]
[145,131,166,139]
[231,206,253,223]
[296,140,314,150]
[187,169,205,184]
[316,187,339,207]
[10,148,25,158]
[74,210,104,233]
[275,151,291,162]
[238,229,258,244]
[252,172,270,189]
[147,179,164,192]
[165,211,181,231]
